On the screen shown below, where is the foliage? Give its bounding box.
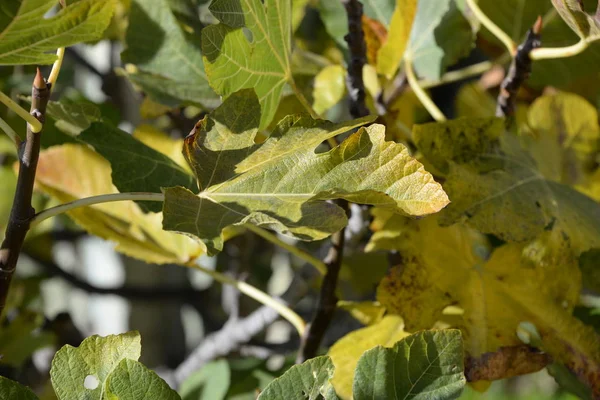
[1,0,600,399]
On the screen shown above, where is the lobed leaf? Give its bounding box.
[257,356,339,400]
[122,0,219,109]
[50,331,141,400]
[414,117,600,252]
[163,91,448,255]
[371,212,600,390]
[0,0,116,65]
[202,0,293,128]
[353,330,465,400]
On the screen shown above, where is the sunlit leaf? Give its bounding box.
[258,356,339,400]
[78,122,195,212]
[122,0,219,109]
[405,0,474,80]
[353,330,465,400]
[105,359,182,400]
[373,213,600,389]
[179,359,231,400]
[329,315,410,399]
[50,331,141,400]
[0,0,116,65]
[376,0,417,79]
[202,0,294,128]
[163,90,447,255]
[35,144,204,264]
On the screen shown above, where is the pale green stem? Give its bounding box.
[530,37,599,60]
[245,224,327,275]
[0,116,18,144]
[405,57,447,122]
[419,61,494,89]
[189,261,306,336]
[466,0,517,55]
[0,91,42,133]
[30,192,165,226]
[48,47,65,86]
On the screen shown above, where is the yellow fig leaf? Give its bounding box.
[362,15,387,66]
[328,315,410,399]
[372,212,600,391]
[35,144,204,264]
[376,0,417,78]
[312,65,346,116]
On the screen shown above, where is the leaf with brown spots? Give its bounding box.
[368,211,600,392]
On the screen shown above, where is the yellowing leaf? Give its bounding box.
[373,213,600,390]
[312,65,346,115]
[524,92,599,185]
[376,0,417,78]
[362,15,387,66]
[328,315,410,399]
[415,118,600,252]
[35,144,204,264]
[164,91,448,255]
[0,0,116,65]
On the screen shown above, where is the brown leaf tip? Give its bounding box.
[533,16,543,35]
[34,68,47,89]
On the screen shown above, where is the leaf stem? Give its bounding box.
[30,192,165,226]
[466,0,517,54]
[530,37,598,60]
[245,224,327,275]
[419,61,494,89]
[0,91,42,133]
[0,116,18,144]
[405,57,447,122]
[48,47,65,86]
[189,261,306,336]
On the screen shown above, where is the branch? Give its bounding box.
[174,272,309,386]
[296,0,370,363]
[342,0,369,118]
[0,69,50,315]
[496,17,542,118]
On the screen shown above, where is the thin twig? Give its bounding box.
[405,56,447,121]
[466,0,517,55]
[0,69,50,315]
[296,0,368,363]
[496,17,542,118]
